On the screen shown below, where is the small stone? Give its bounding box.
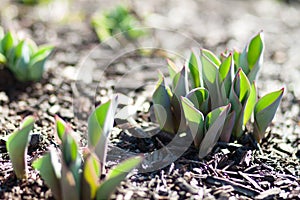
[6,123,16,130]
[18,101,27,109]
[49,95,57,105]
[63,66,77,80]
[48,104,60,115]
[0,92,9,103]
[44,84,54,92]
[60,108,74,119]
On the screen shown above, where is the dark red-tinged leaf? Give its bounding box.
[152,72,175,134]
[219,111,236,142]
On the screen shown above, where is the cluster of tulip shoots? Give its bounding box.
[0,28,53,82]
[91,4,145,42]
[5,97,142,200]
[152,31,284,158]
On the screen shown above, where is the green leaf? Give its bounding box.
[201,49,221,66]
[181,97,204,147]
[229,80,243,138]
[219,54,233,82]
[0,52,7,64]
[88,100,111,147]
[229,69,251,138]
[61,130,82,200]
[26,45,53,81]
[8,41,31,82]
[186,87,209,114]
[55,115,67,142]
[32,150,62,200]
[88,97,118,167]
[201,50,219,84]
[2,31,14,55]
[26,38,38,55]
[61,162,80,200]
[152,73,175,134]
[6,116,35,179]
[233,49,241,72]
[219,54,234,97]
[247,31,264,70]
[170,66,189,133]
[173,65,188,98]
[199,104,231,158]
[62,132,79,167]
[201,49,224,109]
[30,45,53,63]
[96,156,142,200]
[239,48,249,74]
[167,59,181,89]
[219,111,236,142]
[27,58,46,81]
[234,68,251,104]
[243,83,257,125]
[14,40,30,62]
[81,153,100,200]
[187,51,201,88]
[253,88,284,142]
[167,58,180,83]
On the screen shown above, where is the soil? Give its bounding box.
[1,0,300,199]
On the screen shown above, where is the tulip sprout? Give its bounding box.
[33,97,142,200]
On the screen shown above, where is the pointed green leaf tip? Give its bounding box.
[2,31,14,55]
[200,49,219,84]
[88,96,118,167]
[55,115,67,142]
[247,31,264,70]
[96,156,142,200]
[62,131,79,167]
[254,88,284,142]
[6,116,35,179]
